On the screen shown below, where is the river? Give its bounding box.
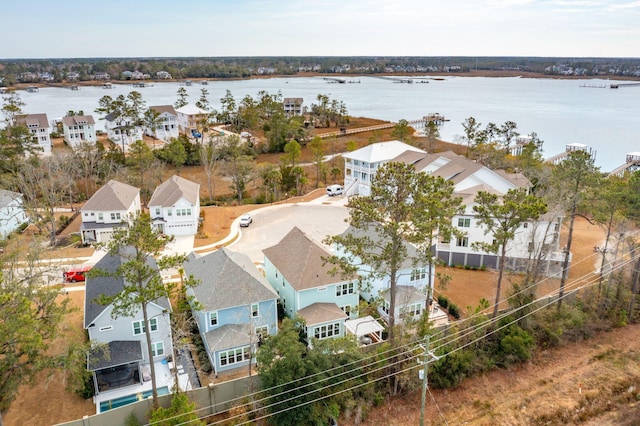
[15,76,640,172]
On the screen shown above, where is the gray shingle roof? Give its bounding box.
[88,340,143,370]
[150,105,177,116]
[81,180,140,212]
[61,115,96,126]
[17,113,49,128]
[184,247,277,311]
[204,324,252,352]
[381,285,426,305]
[262,227,355,291]
[298,302,347,326]
[0,189,22,208]
[148,175,199,207]
[84,249,170,328]
[338,225,421,270]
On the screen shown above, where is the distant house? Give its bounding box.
[104,113,144,151]
[263,227,359,343]
[16,113,52,155]
[283,97,303,116]
[156,71,172,80]
[175,104,209,135]
[146,105,179,141]
[84,250,174,412]
[92,72,111,80]
[148,175,200,237]
[80,180,141,245]
[183,248,279,375]
[0,189,28,239]
[62,114,97,148]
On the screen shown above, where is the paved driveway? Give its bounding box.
[228,196,350,263]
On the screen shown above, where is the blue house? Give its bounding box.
[333,225,433,325]
[183,247,278,375]
[262,227,359,343]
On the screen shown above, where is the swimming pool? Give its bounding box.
[99,386,170,412]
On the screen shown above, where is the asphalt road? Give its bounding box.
[228,196,350,263]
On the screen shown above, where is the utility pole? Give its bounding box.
[420,334,430,426]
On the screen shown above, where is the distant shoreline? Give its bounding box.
[6,69,640,91]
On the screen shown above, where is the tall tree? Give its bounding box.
[195,87,210,111]
[461,116,481,156]
[391,119,412,142]
[219,135,256,200]
[174,87,188,109]
[1,90,26,127]
[127,139,156,199]
[473,188,548,318]
[71,141,107,199]
[0,246,71,425]
[422,120,440,152]
[500,120,519,151]
[143,107,162,149]
[199,135,224,202]
[308,136,326,187]
[283,139,301,168]
[96,212,187,410]
[161,138,188,175]
[550,150,601,310]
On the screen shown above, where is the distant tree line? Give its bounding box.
[2,56,640,85]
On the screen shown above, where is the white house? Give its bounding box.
[283,97,303,116]
[62,114,97,148]
[84,251,174,412]
[80,180,141,245]
[17,113,52,155]
[343,140,425,197]
[344,141,565,276]
[0,189,28,239]
[148,176,200,237]
[175,104,209,135]
[146,105,179,142]
[104,113,144,152]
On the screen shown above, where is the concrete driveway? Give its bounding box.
[227,196,350,263]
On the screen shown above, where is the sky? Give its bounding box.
[2,0,640,59]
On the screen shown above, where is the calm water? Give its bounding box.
[17,76,640,171]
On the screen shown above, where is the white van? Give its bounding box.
[326,184,343,197]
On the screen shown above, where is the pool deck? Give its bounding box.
[94,360,191,413]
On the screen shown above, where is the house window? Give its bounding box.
[251,303,259,318]
[313,322,341,340]
[168,210,172,216]
[523,222,529,229]
[97,213,103,221]
[132,318,157,335]
[402,303,422,317]
[411,268,426,281]
[528,242,534,253]
[456,237,469,247]
[255,325,268,338]
[340,305,351,317]
[458,218,471,227]
[336,282,355,296]
[381,301,390,315]
[209,311,218,326]
[110,212,121,221]
[151,342,164,357]
[155,208,160,216]
[219,346,251,366]
[149,318,158,332]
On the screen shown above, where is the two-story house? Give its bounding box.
[146,105,179,141]
[175,104,209,135]
[0,189,28,239]
[104,112,144,152]
[183,248,279,375]
[62,114,97,148]
[84,251,173,412]
[333,225,433,325]
[148,175,200,237]
[80,180,141,245]
[16,113,52,155]
[344,141,565,277]
[262,227,359,343]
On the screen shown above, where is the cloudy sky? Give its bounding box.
[2,0,639,58]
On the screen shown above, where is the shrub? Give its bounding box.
[448,303,461,319]
[437,295,449,309]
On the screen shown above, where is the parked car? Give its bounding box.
[326,184,343,197]
[239,214,253,227]
[63,265,92,282]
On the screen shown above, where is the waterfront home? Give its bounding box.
[283,97,303,116]
[262,227,359,343]
[146,105,179,141]
[62,114,97,148]
[183,248,279,375]
[80,180,141,245]
[0,189,28,239]
[148,175,200,237]
[84,250,174,412]
[16,113,52,155]
[104,112,144,151]
[344,141,565,276]
[175,104,209,135]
